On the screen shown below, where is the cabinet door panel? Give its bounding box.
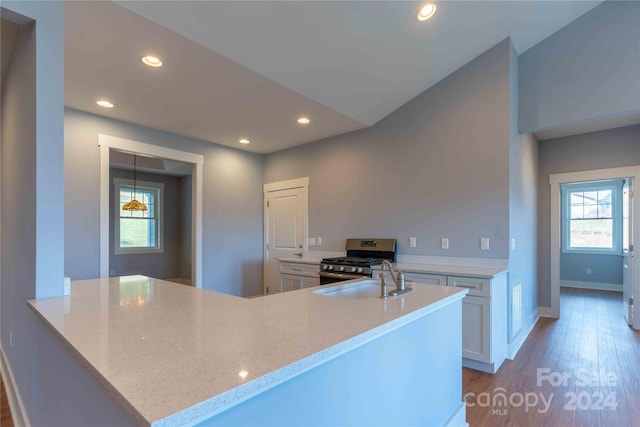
[280,275,298,293]
[462,296,491,363]
[299,277,320,289]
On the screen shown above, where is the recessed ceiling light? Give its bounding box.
[141,55,163,68]
[417,3,437,21]
[297,117,311,125]
[96,100,114,108]
[239,138,250,144]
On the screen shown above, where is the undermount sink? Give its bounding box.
[313,279,382,299]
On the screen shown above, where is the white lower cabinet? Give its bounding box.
[461,296,491,363]
[274,262,320,294]
[379,269,507,374]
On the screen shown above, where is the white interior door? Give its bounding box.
[622,178,633,325]
[263,178,308,295]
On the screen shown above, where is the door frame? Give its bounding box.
[549,165,640,328]
[98,134,204,288]
[263,177,309,294]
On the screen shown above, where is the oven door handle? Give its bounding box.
[319,272,365,280]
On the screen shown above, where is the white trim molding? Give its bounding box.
[98,134,204,288]
[1,346,30,427]
[549,165,640,326]
[560,280,622,292]
[507,314,539,360]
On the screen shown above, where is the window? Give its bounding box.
[561,180,622,254]
[114,178,164,254]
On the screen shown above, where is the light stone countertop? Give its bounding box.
[28,275,467,426]
[374,262,508,279]
[276,256,324,264]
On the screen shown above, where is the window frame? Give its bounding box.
[560,180,622,255]
[113,177,165,255]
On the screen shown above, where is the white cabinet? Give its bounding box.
[273,261,319,294]
[461,296,491,363]
[452,274,507,374]
[404,272,447,286]
[376,267,507,374]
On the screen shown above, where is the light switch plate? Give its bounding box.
[511,238,516,250]
[316,237,322,246]
[409,237,417,248]
[308,237,316,246]
[481,238,490,250]
[441,238,449,249]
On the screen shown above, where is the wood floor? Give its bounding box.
[464,287,640,427]
[1,373,13,427]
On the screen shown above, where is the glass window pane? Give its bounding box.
[570,192,584,205]
[570,205,583,219]
[569,218,613,249]
[598,203,612,218]
[120,218,153,247]
[597,190,612,204]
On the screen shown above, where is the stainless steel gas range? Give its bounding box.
[319,238,397,285]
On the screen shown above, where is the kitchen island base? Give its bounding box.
[195,300,465,427]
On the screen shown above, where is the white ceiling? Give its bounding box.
[65,1,602,154]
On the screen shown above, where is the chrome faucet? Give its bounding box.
[379,260,411,298]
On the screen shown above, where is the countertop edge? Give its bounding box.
[153,288,468,427]
[27,300,151,427]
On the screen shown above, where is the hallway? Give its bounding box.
[464,288,640,426]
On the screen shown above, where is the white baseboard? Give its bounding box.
[507,314,539,360]
[560,280,622,292]
[538,306,555,318]
[0,345,30,427]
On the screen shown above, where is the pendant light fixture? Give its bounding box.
[122,155,148,212]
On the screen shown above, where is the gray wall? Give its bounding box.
[65,108,264,297]
[561,253,623,285]
[508,40,538,341]
[519,1,640,134]
[0,2,73,425]
[109,168,187,280]
[538,125,640,307]
[265,39,512,259]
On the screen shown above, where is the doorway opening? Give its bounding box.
[99,134,204,288]
[109,150,193,285]
[549,166,640,330]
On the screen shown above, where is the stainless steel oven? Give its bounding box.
[319,238,396,285]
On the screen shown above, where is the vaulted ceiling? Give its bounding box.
[65,1,602,154]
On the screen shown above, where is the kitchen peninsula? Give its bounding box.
[28,275,468,426]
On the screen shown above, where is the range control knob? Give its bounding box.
[350,266,357,273]
[321,264,328,270]
[357,267,364,273]
[338,266,345,272]
[328,265,334,271]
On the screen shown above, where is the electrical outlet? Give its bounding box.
[9,330,13,348]
[441,238,449,249]
[308,237,316,246]
[586,268,592,275]
[409,237,417,248]
[480,238,490,250]
[511,238,516,250]
[316,237,322,246]
[110,269,115,277]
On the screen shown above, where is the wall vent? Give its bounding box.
[512,282,523,336]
